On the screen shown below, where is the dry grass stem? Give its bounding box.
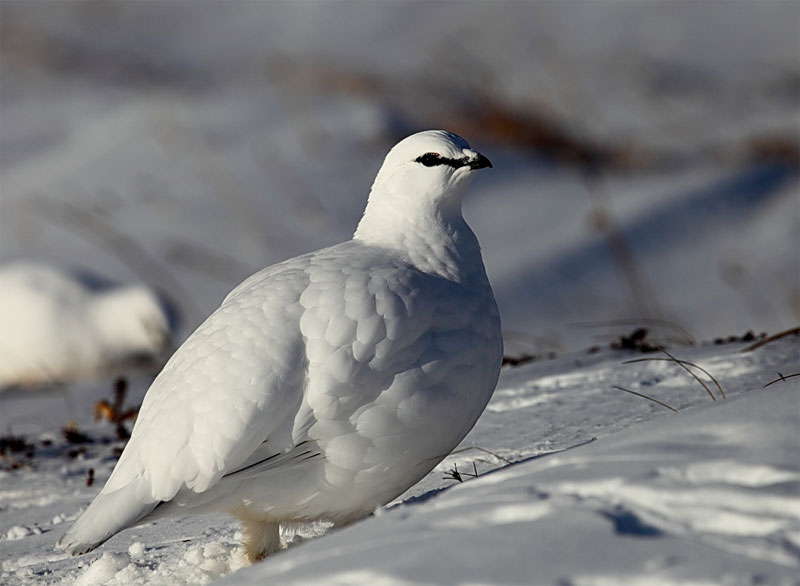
[450,446,514,465]
[35,197,202,322]
[575,319,695,345]
[743,326,800,352]
[623,353,726,400]
[763,372,800,388]
[612,385,678,413]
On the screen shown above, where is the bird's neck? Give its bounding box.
[353,190,486,284]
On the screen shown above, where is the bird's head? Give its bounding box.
[356,131,492,246]
[371,130,492,207]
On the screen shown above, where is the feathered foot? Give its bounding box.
[241,517,281,562]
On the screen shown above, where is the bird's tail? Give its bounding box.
[57,484,159,555]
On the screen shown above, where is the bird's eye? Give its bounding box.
[416,153,442,167]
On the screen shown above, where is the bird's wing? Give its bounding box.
[101,255,315,502]
[221,439,324,480]
[58,255,322,555]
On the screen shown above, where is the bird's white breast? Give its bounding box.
[292,242,502,514]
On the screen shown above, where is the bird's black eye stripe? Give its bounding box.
[416,152,443,167]
[415,152,470,168]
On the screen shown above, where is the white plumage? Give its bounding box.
[58,130,502,561]
[0,262,171,389]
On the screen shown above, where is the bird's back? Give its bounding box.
[0,263,94,386]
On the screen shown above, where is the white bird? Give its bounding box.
[0,262,172,389]
[58,130,502,562]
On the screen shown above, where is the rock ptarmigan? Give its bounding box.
[58,130,503,562]
[0,261,172,389]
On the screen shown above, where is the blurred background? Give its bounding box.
[1,0,798,357]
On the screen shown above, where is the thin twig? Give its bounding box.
[442,462,480,483]
[612,385,678,413]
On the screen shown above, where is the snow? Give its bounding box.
[1,1,798,585]
[72,553,130,586]
[2,338,798,586]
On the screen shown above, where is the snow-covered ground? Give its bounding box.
[2,337,798,585]
[1,2,798,585]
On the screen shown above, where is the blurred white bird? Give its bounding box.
[0,262,172,389]
[58,130,502,562]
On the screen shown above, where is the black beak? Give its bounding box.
[468,152,493,170]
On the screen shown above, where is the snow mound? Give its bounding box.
[68,542,248,586]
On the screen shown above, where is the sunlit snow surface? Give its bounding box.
[1,338,798,585]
